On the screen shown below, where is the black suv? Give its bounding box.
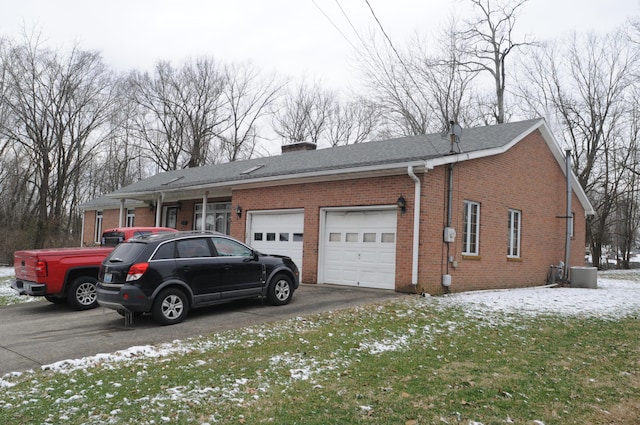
[96,231,300,325]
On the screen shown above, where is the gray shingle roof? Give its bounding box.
[105,118,543,198]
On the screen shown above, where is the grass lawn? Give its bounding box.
[1,283,639,424]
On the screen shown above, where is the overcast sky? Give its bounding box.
[2,0,638,90]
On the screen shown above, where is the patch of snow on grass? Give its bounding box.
[436,277,640,320]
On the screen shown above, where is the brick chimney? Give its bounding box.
[281,142,317,154]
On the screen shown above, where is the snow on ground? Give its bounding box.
[0,267,40,304]
[0,267,13,278]
[1,267,639,378]
[436,274,640,320]
[1,267,640,424]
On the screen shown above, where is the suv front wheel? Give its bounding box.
[152,288,189,325]
[267,274,294,306]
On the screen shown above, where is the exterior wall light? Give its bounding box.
[397,195,406,214]
[236,205,242,218]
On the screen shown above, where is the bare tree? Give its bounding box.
[357,33,436,136]
[128,57,227,171]
[356,16,479,137]
[85,79,149,198]
[615,87,640,268]
[415,18,480,130]
[325,98,379,147]
[216,62,284,162]
[459,0,534,124]
[515,30,639,268]
[273,79,333,145]
[0,34,117,248]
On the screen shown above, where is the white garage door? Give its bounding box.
[248,211,304,275]
[323,209,396,290]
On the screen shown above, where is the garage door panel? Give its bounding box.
[323,210,396,290]
[249,211,303,275]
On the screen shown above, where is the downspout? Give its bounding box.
[446,163,454,273]
[565,150,572,281]
[407,166,421,286]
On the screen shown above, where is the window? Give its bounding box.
[508,209,521,258]
[254,233,263,241]
[194,203,231,234]
[329,233,341,242]
[177,238,212,258]
[463,201,480,255]
[212,237,253,257]
[363,233,376,243]
[381,233,395,243]
[94,211,103,244]
[153,242,176,260]
[126,209,135,227]
[346,233,358,242]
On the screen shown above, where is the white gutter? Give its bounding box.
[407,166,421,286]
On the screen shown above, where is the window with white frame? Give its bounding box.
[463,200,480,255]
[126,209,135,227]
[94,211,103,244]
[194,202,231,235]
[507,209,521,258]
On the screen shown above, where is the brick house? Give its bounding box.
[80,118,593,295]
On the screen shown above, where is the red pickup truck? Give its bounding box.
[11,227,177,310]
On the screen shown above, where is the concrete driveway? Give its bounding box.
[0,284,404,375]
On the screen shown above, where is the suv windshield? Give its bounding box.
[107,242,147,263]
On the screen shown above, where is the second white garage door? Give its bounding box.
[248,210,304,275]
[322,209,397,290]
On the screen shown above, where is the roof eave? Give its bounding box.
[105,160,433,200]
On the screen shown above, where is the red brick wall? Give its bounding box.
[83,129,587,294]
[418,129,586,294]
[230,176,416,287]
[232,129,586,294]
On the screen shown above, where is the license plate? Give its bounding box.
[103,273,112,283]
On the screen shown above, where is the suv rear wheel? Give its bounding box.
[152,288,189,325]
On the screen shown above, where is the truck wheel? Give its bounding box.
[45,295,67,304]
[152,288,189,325]
[67,277,98,310]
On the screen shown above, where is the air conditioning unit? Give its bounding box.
[443,227,456,243]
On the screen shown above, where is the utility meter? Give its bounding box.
[443,227,456,243]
